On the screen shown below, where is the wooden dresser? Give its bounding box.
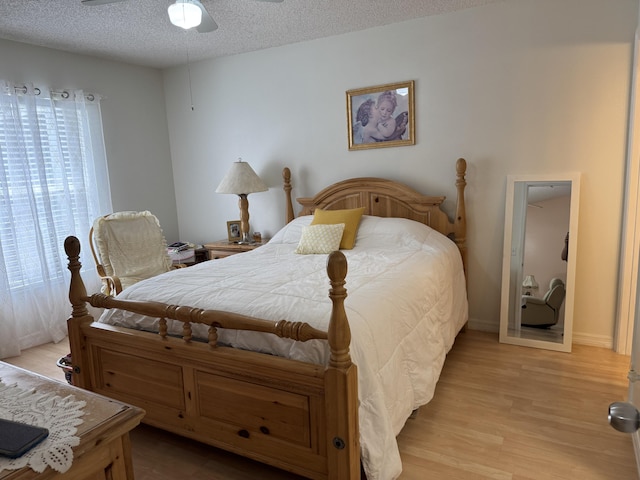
[0,362,144,480]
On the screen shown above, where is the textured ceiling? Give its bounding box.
[0,0,504,69]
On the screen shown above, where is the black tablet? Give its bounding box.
[0,418,49,458]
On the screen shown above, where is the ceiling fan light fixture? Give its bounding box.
[168,0,202,30]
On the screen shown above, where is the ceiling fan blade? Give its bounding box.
[81,0,127,5]
[193,0,218,33]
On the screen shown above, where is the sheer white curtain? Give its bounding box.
[0,81,112,359]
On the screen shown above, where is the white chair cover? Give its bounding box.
[92,211,172,292]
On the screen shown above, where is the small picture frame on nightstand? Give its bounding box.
[227,220,241,242]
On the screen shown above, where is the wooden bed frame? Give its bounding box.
[64,158,467,480]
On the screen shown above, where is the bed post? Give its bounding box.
[283,167,295,223]
[64,236,94,390]
[454,158,468,277]
[325,251,360,479]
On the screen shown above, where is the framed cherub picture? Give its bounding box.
[346,80,415,151]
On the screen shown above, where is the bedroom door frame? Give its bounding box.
[616,9,640,357]
[613,5,640,471]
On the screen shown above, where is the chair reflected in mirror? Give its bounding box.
[521,278,566,328]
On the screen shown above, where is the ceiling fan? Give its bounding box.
[81,0,283,34]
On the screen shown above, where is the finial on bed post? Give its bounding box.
[65,235,93,390]
[65,236,88,318]
[325,250,360,478]
[326,250,351,369]
[283,167,295,223]
[454,158,468,277]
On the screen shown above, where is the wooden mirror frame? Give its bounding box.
[499,173,581,352]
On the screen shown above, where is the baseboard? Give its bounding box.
[467,318,614,350]
[571,332,614,349]
[467,318,498,333]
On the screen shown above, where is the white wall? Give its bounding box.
[0,38,180,243]
[163,0,637,346]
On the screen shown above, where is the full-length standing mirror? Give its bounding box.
[499,173,580,352]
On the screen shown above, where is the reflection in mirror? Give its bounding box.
[499,174,580,352]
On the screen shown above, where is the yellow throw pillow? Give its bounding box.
[295,223,345,254]
[311,207,365,249]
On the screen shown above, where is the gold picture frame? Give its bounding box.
[346,80,415,151]
[226,220,241,242]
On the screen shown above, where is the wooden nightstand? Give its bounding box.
[204,239,268,260]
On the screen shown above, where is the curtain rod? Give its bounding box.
[12,85,100,102]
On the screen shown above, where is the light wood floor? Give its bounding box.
[3,330,636,479]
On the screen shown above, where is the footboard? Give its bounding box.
[64,236,359,479]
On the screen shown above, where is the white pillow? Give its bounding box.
[355,216,439,248]
[270,215,313,244]
[295,223,345,254]
[271,215,443,249]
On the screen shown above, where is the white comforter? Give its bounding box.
[98,216,468,480]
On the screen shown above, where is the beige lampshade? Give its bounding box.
[522,275,539,289]
[215,158,268,195]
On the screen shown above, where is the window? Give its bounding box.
[0,82,111,357]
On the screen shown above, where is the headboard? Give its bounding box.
[282,158,468,274]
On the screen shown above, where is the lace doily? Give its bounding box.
[0,380,86,474]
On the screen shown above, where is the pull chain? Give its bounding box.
[185,30,194,111]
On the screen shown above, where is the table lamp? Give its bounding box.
[522,274,539,296]
[215,158,268,244]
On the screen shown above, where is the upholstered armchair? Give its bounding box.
[89,211,181,295]
[521,278,566,328]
